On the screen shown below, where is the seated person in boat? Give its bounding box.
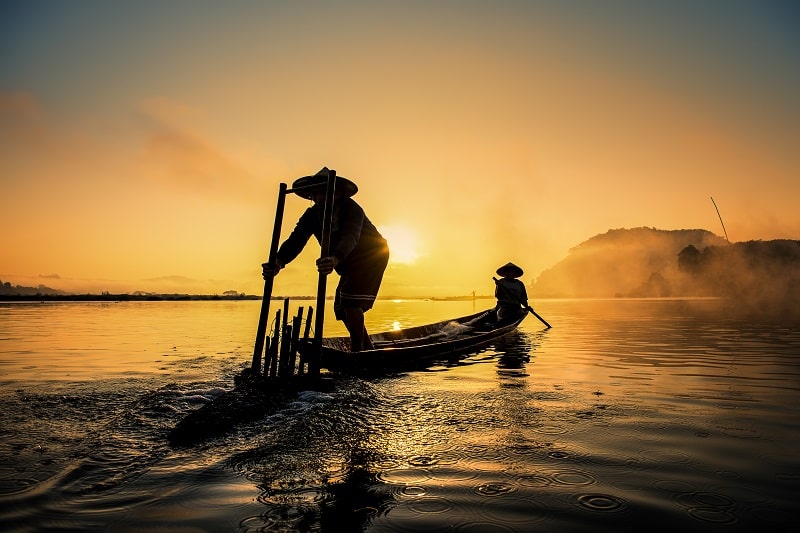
[494,262,528,323]
[262,167,390,352]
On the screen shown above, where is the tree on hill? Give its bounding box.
[676,239,800,319]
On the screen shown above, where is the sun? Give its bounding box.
[379,225,420,265]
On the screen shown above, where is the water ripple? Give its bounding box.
[376,468,432,485]
[453,521,519,532]
[513,472,552,487]
[257,486,328,506]
[535,424,570,435]
[719,426,761,439]
[550,469,596,486]
[408,455,438,467]
[576,492,629,512]
[427,466,481,483]
[547,450,571,460]
[674,490,735,509]
[473,481,516,496]
[686,506,737,524]
[406,496,453,514]
[400,485,427,497]
[2,299,798,533]
[639,449,691,464]
[674,490,738,525]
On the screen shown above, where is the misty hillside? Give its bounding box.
[531,227,800,320]
[676,239,800,318]
[531,228,729,298]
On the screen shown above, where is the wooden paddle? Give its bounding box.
[493,276,552,329]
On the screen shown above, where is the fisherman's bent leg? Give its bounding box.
[344,307,367,352]
[362,324,373,350]
[335,247,387,352]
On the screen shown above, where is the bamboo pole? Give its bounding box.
[251,183,288,373]
[288,308,303,375]
[267,309,281,378]
[297,306,314,376]
[279,323,292,378]
[309,170,337,377]
[277,298,291,377]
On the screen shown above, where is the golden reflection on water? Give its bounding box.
[0,301,261,382]
[0,299,488,383]
[2,298,799,532]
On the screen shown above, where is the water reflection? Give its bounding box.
[1,299,798,532]
[318,452,395,532]
[224,380,394,531]
[224,329,544,532]
[495,330,535,378]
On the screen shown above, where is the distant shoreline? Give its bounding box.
[0,293,496,302]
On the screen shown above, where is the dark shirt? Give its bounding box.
[495,278,528,308]
[495,277,528,321]
[276,197,387,274]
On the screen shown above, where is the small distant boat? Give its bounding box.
[297,308,528,373]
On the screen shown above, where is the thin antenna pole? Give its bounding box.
[710,196,729,243]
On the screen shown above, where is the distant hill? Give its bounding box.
[0,280,67,296]
[532,228,727,298]
[531,227,800,321]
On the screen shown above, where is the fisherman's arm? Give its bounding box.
[262,209,316,278]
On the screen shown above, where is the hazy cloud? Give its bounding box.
[0,90,41,114]
[136,97,267,204]
[0,90,47,146]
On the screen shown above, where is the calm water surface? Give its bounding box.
[0,299,798,532]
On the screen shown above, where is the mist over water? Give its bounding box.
[1,299,798,532]
[533,229,800,323]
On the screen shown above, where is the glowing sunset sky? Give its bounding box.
[1,1,798,297]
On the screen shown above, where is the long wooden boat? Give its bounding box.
[297,308,528,373]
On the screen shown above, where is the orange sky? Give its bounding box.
[1,1,798,297]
